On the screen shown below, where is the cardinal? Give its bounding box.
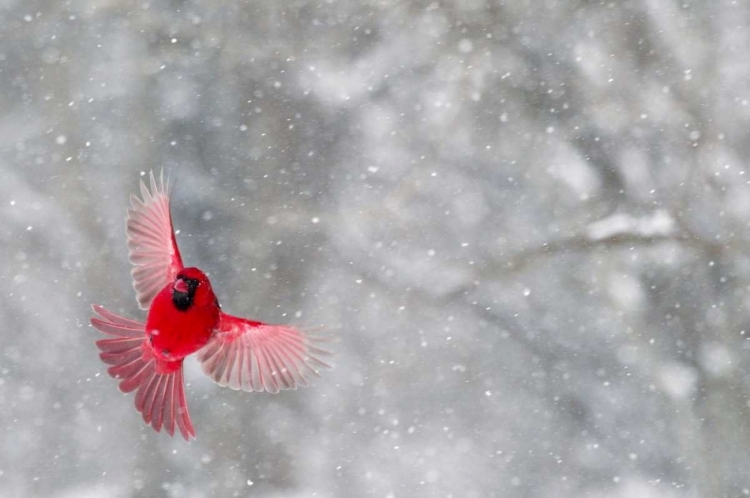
[91,171,330,440]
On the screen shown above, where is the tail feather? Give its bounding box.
[173,369,192,438]
[142,374,163,425]
[90,305,196,440]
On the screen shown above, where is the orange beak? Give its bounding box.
[174,278,188,293]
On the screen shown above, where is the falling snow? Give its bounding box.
[0,1,747,497]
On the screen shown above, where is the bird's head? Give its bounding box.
[172,267,218,311]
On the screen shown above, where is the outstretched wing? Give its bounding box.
[127,170,184,310]
[91,305,196,440]
[196,312,331,393]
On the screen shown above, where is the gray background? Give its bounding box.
[1,0,749,497]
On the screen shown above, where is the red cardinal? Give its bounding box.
[91,171,330,440]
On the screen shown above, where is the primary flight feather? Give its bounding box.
[91,171,330,440]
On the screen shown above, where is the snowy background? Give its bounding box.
[2,1,750,497]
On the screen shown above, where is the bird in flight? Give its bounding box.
[91,171,330,440]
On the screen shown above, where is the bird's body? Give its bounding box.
[91,172,329,440]
[145,267,219,372]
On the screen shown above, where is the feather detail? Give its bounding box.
[91,305,195,440]
[197,312,331,393]
[126,170,184,310]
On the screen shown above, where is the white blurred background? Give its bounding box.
[1,1,749,497]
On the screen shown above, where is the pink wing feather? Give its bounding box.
[91,305,196,440]
[197,312,331,393]
[127,170,184,310]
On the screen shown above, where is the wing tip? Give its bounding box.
[125,168,182,310]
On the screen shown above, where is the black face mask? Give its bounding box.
[172,277,199,311]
